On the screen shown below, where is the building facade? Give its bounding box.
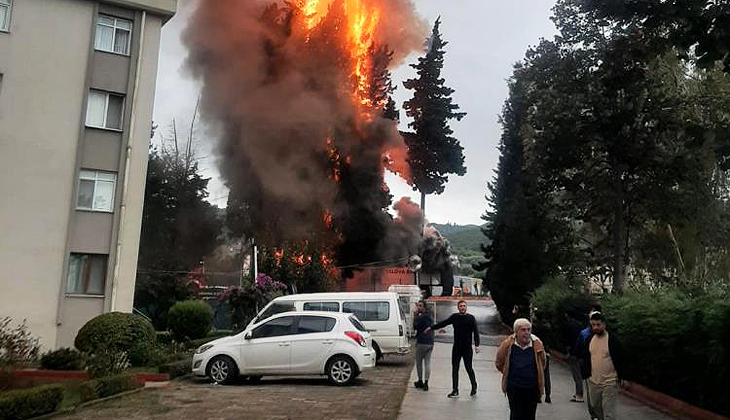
[0,0,175,349]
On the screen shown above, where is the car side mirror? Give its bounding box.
[244,332,252,340]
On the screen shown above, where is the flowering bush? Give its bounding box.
[220,274,286,331]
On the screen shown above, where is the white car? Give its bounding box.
[250,292,410,360]
[192,311,376,386]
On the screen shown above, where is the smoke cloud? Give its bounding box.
[183,0,430,273]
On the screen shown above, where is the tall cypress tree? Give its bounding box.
[476,66,571,323]
[402,17,466,220]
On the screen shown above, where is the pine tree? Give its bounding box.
[402,18,466,221]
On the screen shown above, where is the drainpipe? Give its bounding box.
[111,11,146,311]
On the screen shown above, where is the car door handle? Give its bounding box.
[321,340,334,344]
[278,343,290,347]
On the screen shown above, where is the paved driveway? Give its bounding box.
[54,354,413,420]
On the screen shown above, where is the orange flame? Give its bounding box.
[302,0,320,29]
[344,0,380,107]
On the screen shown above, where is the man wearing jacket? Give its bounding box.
[412,300,434,391]
[495,318,546,420]
[426,300,480,398]
[578,311,624,420]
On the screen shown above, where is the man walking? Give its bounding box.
[579,311,624,420]
[495,318,546,420]
[412,300,434,391]
[426,300,480,398]
[564,311,585,403]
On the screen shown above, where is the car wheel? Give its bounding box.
[207,356,238,385]
[327,355,357,386]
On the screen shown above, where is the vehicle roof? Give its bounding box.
[265,310,355,319]
[271,292,397,301]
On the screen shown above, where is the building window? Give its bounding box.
[0,0,11,32]
[67,254,107,295]
[94,14,132,55]
[77,170,116,212]
[85,90,124,130]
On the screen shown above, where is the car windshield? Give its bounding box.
[349,316,367,332]
[254,302,295,324]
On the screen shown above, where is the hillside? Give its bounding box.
[431,223,490,277]
[431,223,488,252]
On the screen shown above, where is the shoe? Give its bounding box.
[570,395,584,403]
[447,390,459,398]
[422,381,429,391]
[414,380,423,389]
[545,396,551,403]
[470,388,477,397]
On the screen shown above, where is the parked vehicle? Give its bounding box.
[192,311,375,386]
[249,292,410,360]
[387,285,423,337]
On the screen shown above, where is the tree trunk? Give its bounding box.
[612,178,626,293]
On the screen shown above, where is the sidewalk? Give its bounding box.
[398,342,674,420]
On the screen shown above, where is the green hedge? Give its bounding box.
[602,289,730,416]
[0,384,63,420]
[40,347,86,371]
[158,360,191,379]
[91,373,143,398]
[156,331,173,345]
[167,300,213,341]
[532,279,730,417]
[75,312,156,366]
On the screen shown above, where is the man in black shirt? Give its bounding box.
[426,300,480,398]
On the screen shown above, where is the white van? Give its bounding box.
[248,292,410,359]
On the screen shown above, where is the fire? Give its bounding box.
[302,0,320,29]
[344,0,380,106]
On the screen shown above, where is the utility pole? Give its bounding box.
[252,238,258,281]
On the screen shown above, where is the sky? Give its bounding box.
[152,0,558,226]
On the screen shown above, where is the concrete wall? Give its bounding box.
[0,0,94,350]
[110,13,164,314]
[0,0,173,350]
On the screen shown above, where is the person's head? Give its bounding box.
[457,300,467,314]
[589,311,606,335]
[416,300,426,314]
[513,318,532,345]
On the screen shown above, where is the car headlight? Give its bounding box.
[196,344,214,354]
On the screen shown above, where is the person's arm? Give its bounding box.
[472,316,480,347]
[610,334,624,381]
[537,339,547,367]
[495,341,506,373]
[430,314,454,330]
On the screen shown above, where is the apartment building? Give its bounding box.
[0,0,176,349]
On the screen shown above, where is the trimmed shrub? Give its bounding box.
[158,360,191,379]
[184,337,214,351]
[0,384,63,420]
[74,312,155,366]
[167,300,213,341]
[92,373,142,398]
[40,348,85,371]
[156,331,173,346]
[86,349,130,379]
[206,329,233,340]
